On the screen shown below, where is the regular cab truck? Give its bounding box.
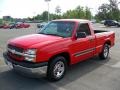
[3,19,115,81]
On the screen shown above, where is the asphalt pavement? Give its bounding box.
[0,23,120,90]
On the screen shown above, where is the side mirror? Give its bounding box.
[76,32,86,38]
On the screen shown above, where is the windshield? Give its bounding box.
[38,21,75,38]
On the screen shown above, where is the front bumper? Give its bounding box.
[3,52,48,73]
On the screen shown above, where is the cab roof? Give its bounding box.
[53,19,90,23]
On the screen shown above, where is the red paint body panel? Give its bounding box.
[3,25,10,29]
[7,19,115,65]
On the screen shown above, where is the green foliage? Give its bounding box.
[32,11,48,21]
[85,7,92,19]
[50,14,61,20]
[95,0,120,21]
[0,19,3,24]
[42,11,49,21]
[31,5,92,21]
[62,6,92,19]
[55,6,61,14]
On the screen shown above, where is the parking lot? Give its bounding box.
[0,23,120,90]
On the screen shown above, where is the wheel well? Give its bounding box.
[105,40,111,46]
[48,52,71,66]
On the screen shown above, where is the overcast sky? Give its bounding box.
[0,0,119,18]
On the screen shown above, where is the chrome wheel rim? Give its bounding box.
[104,46,108,58]
[53,61,65,78]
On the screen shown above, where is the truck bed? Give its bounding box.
[94,30,115,51]
[94,30,108,34]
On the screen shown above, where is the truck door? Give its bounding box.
[70,23,95,64]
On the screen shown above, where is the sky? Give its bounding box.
[0,0,119,18]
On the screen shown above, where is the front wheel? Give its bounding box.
[47,56,67,81]
[117,24,120,27]
[99,44,110,59]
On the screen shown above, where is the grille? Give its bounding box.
[8,44,23,52]
[7,44,24,60]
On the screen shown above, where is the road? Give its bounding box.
[0,23,120,90]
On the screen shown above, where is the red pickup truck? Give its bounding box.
[3,19,115,81]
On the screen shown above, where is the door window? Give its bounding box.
[77,23,91,36]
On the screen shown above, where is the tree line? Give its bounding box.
[28,6,92,22]
[29,0,120,22]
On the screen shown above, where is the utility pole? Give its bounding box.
[89,8,93,20]
[45,0,51,22]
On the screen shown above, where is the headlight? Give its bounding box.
[25,49,36,55]
[24,49,37,62]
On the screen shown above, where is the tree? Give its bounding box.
[0,19,3,24]
[75,6,85,19]
[41,11,49,21]
[95,4,111,20]
[109,0,120,20]
[95,0,120,21]
[55,6,61,15]
[85,7,92,19]
[62,5,91,19]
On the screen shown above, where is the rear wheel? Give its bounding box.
[47,56,67,81]
[99,44,110,59]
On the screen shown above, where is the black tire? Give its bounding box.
[99,44,110,60]
[47,56,67,81]
[117,24,120,27]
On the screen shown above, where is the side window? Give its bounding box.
[77,23,91,36]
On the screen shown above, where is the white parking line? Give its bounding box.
[48,83,66,90]
[111,61,120,68]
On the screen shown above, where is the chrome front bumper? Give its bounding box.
[3,52,48,74]
[13,64,47,74]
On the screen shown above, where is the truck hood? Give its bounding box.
[9,34,63,49]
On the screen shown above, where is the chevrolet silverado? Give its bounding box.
[3,19,115,81]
